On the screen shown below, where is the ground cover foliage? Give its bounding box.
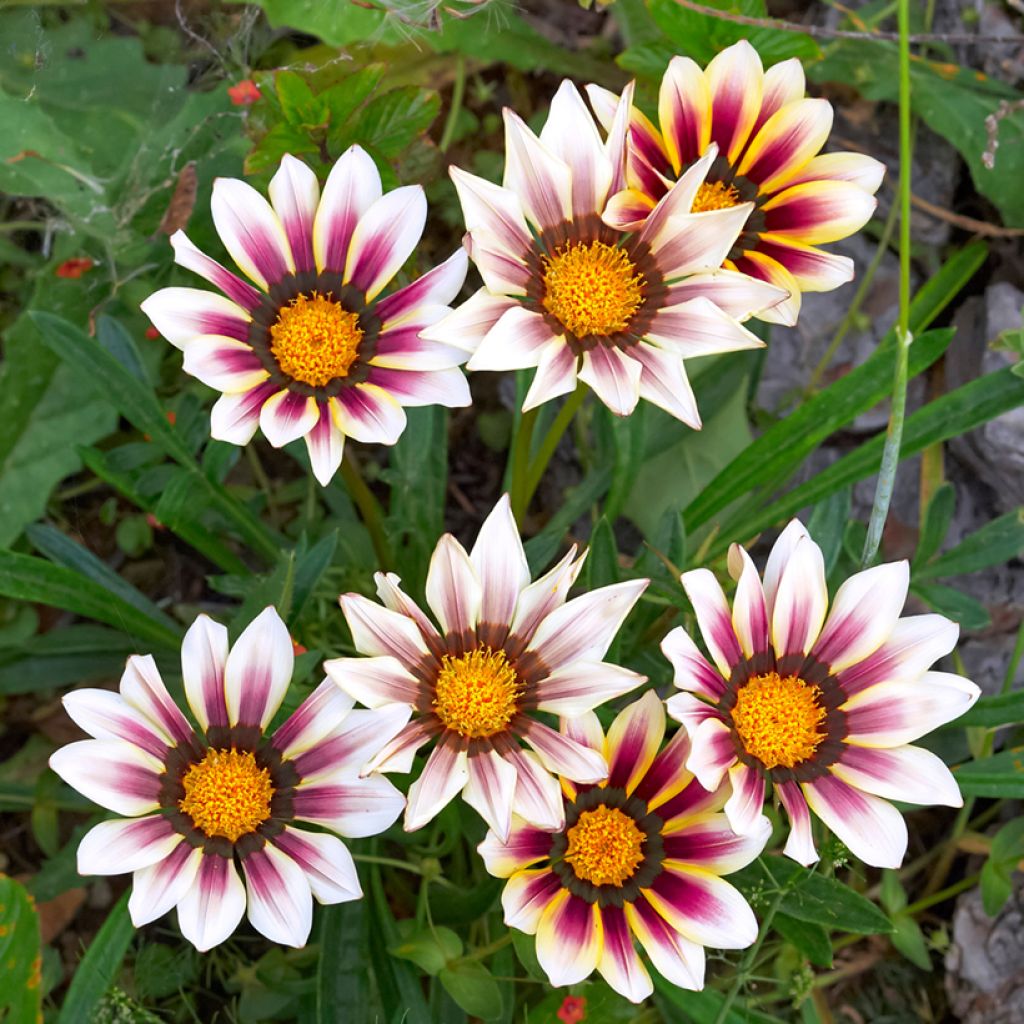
[1,1,1024,1023]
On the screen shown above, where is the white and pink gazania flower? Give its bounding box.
[324,495,649,841]
[141,147,470,485]
[664,521,980,869]
[587,40,885,325]
[49,607,409,950]
[425,80,787,425]
[479,692,768,1003]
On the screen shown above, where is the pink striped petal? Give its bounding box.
[374,571,441,642]
[535,891,602,986]
[290,705,411,780]
[578,346,642,417]
[754,58,807,133]
[425,534,482,636]
[539,80,613,219]
[467,306,557,372]
[508,545,584,646]
[181,613,229,731]
[421,288,518,353]
[705,39,764,164]
[727,543,770,657]
[648,204,755,279]
[762,180,878,246]
[502,110,573,232]
[663,809,769,872]
[224,606,294,730]
[636,149,719,247]
[803,774,908,868]
[813,561,909,673]
[661,625,727,700]
[177,853,246,951]
[293,773,405,836]
[313,144,382,274]
[404,740,469,832]
[634,727,695,813]
[170,230,261,311]
[130,842,202,927]
[140,287,251,350]
[339,592,430,663]
[755,234,854,292]
[762,520,811,616]
[50,739,162,815]
[211,177,293,290]
[269,153,319,273]
[522,339,577,411]
[603,188,657,232]
[605,690,664,794]
[833,743,962,807]
[365,720,433,775]
[526,578,647,672]
[629,342,699,428]
[685,716,738,792]
[599,905,653,1003]
[507,746,565,831]
[182,336,268,393]
[323,655,420,710]
[242,842,313,947]
[603,80,636,197]
[501,868,561,933]
[666,270,789,321]
[464,230,530,296]
[645,863,758,949]
[625,896,705,990]
[272,678,355,760]
[209,381,277,445]
[656,772,724,825]
[738,98,833,193]
[723,762,767,837]
[62,690,170,759]
[522,719,607,784]
[842,671,979,747]
[665,691,723,735]
[785,151,886,193]
[344,185,427,301]
[376,248,469,328]
[838,614,958,697]
[366,366,470,408]
[680,568,743,677]
[645,296,768,359]
[479,821,554,878]
[335,383,406,445]
[304,401,345,485]
[470,493,529,629]
[464,748,518,840]
[559,710,605,755]
[119,654,193,745]
[535,660,645,717]
[658,55,711,173]
[259,389,319,448]
[778,779,818,866]
[729,250,800,326]
[78,815,181,875]
[272,827,361,904]
[770,532,828,657]
[449,167,532,260]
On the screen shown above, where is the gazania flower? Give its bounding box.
[425,80,786,424]
[664,521,980,869]
[141,148,470,485]
[587,40,885,325]
[49,608,409,950]
[325,495,649,840]
[479,692,768,1003]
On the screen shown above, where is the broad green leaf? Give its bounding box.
[912,582,991,631]
[890,914,932,971]
[0,874,42,1024]
[352,86,440,158]
[807,487,852,577]
[915,509,1024,580]
[914,483,956,567]
[654,976,789,1023]
[316,900,371,1024]
[438,962,503,1021]
[584,517,620,591]
[959,691,1024,729]
[389,921,463,976]
[774,912,833,967]
[954,746,1024,798]
[276,69,328,127]
[57,890,133,1024]
[980,818,1024,915]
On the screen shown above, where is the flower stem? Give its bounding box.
[861,0,913,570]
[351,853,423,875]
[439,56,466,153]
[508,406,540,521]
[340,449,393,568]
[523,387,587,511]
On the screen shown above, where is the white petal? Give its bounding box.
[535,660,645,717]
[176,854,247,951]
[211,176,293,290]
[181,613,229,731]
[425,534,482,636]
[49,739,162,816]
[502,110,573,232]
[404,742,469,832]
[577,346,642,417]
[314,144,382,274]
[272,827,361,904]
[259,390,320,448]
[243,843,314,947]
[77,816,181,875]
[140,288,251,351]
[832,744,963,808]
[269,153,320,273]
[344,185,427,301]
[224,606,294,730]
[129,843,202,927]
[464,749,518,841]
[469,493,529,629]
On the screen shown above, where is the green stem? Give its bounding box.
[522,387,587,511]
[351,853,423,875]
[904,872,979,916]
[454,933,514,965]
[508,405,540,521]
[439,56,466,153]
[340,450,393,568]
[861,0,913,569]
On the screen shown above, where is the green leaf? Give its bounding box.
[891,914,932,971]
[980,818,1024,916]
[276,70,328,127]
[954,747,1024,798]
[389,922,463,976]
[807,487,852,577]
[914,483,956,568]
[654,976,789,1023]
[438,962,503,1021]
[915,509,1024,580]
[134,943,199,1000]
[57,890,133,1024]
[0,550,181,649]
[584,517,620,591]
[774,912,833,967]
[0,874,42,1024]
[959,691,1024,728]
[352,86,440,159]
[912,582,991,631]
[315,901,371,1024]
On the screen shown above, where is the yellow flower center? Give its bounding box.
[541,241,645,337]
[269,292,362,387]
[731,672,827,770]
[692,180,741,213]
[179,748,274,842]
[564,805,645,887]
[433,646,522,738]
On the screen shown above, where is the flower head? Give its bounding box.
[141,148,470,485]
[427,80,787,425]
[326,495,649,840]
[664,521,980,869]
[478,692,768,1003]
[56,257,94,279]
[49,607,409,950]
[228,79,262,106]
[589,40,885,324]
